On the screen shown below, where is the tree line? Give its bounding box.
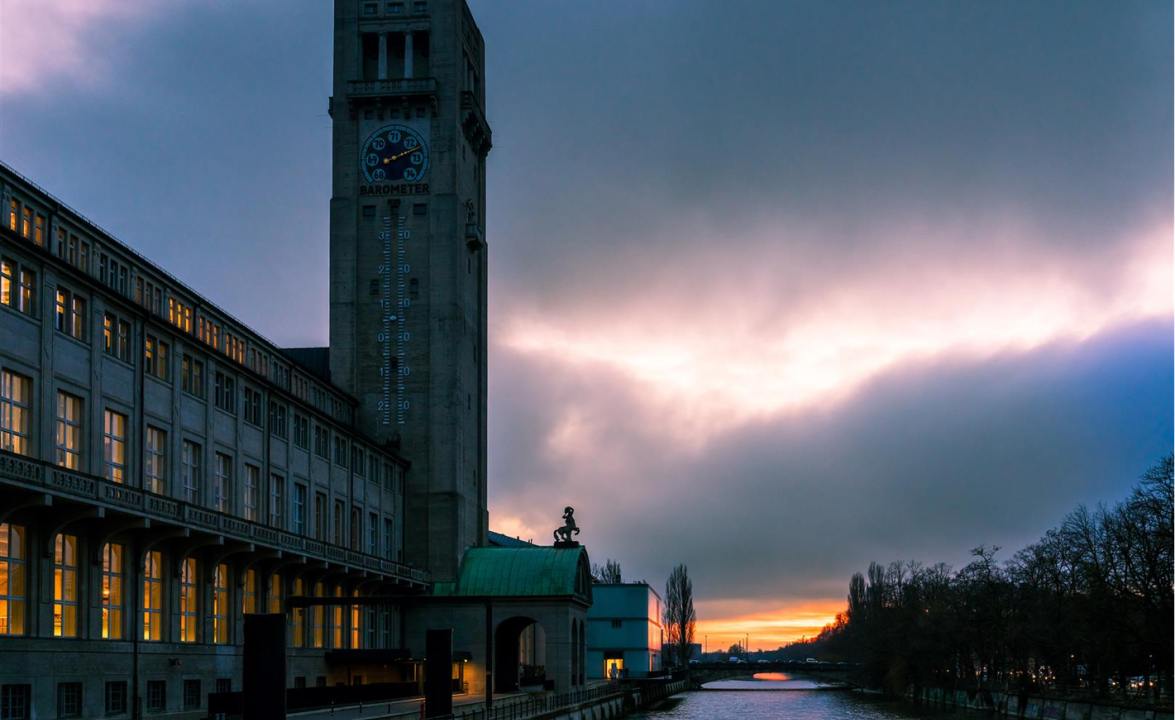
[788,455,1172,706]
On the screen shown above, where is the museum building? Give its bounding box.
[0,1,595,718]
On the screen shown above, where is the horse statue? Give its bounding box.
[553,506,580,544]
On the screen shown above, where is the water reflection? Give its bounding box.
[703,671,837,691]
[632,690,993,720]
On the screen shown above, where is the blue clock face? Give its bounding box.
[360,125,429,183]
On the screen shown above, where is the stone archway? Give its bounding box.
[494,616,547,692]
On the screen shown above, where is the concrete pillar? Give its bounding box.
[404,32,414,78]
[377,33,388,80]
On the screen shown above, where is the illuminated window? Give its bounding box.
[19,207,31,238]
[182,440,202,503]
[243,569,257,614]
[6,200,15,231]
[168,297,193,333]
[145,427,167,495]
[53,534,78,637]
[103,409,127,483]
[291,578,305,647]
[311,582,325,648]
[214,453,232,513]
[54,391,82,470]
[0,371,31,456]
[181,354,204,397]
[212,564,229,644]
[351,589,361,649]
[0,258,33,316]
[143,551,163,641]
[244,464,259,521]
[103,312,131,362]
[55,287,86,340]
[179,557,198,642]
[269,474,284,529]
[331,585,343,648]
[145,335,170,381]
[268,574,282,614]
[101,543,124,639]
[0,523,27,636]
[33,214,44,247]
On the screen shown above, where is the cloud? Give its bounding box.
[0,0,168,97]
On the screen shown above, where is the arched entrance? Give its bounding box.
[494,616,547,692]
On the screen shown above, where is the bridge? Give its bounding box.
[686,661,858,689]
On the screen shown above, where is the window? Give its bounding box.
[104,681,127,716]
[179,557,197,642]
[314,492,327,540]
[0,371,31,456]
[293,483,307,535]
[269,474,284,528]
[144,335,170,381]
[334,436,348,467]
[291,578,305,647]
[333,501,344,545]
[214,372,236,414]
[243,386,262,426]
[33,214,45,247]
[103,409,127,483]
[146,681,166,712]
[243,569,257,614]
[242,464,260,521]
[143,551,163,641]
[214,453,232,513]
[101,543,124,639]
[0,524,27,636]
[181,440,201,503]
[611,619,622,629]
[181,355,204,397]
[215,678,231,694]
[55,287,86,340]
[267,574,282,614]
[53,534,78,637]
[368,512,378,554]
[168,297,193,333]
[351,507,362,550]
[0,258,36,317]
[313,425,329,458]
[383,518,394,560]
[293,414,309,448]
[145,427,166,495]
[269,401,287,439]
[311,582,325,648]
[182,679,200,710]
[212,563,229,644]
[103,313,131,362]
[57,682,82,718]
[331,585,344,648]
[55,391,82,470]
[0,684,30,720]
[351,589,362,649]
[19,207,30,238]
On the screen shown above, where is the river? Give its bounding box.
[629,673,990,719]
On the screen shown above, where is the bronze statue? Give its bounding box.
[553,506,580,544]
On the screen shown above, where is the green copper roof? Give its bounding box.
[434,547,592,600]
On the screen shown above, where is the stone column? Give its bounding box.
[404,32,414,79]
[377,33,388,80]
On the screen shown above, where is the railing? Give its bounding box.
[348,78,438,97]
[0,451,429,585]
[426,685,624,720]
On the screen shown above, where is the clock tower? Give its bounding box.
[328,0,491,582]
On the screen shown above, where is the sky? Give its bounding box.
[0,0,1171,650]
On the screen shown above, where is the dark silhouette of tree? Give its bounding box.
[664,563,696,668]
[591,559,622,584]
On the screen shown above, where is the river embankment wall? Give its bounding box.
[911,686,1165,720]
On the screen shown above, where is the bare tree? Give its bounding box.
[664,564,696,668]
[591,559,623,584]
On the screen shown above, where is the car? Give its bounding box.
[805,658,820,664]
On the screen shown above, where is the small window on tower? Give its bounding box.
[362,205,376,219]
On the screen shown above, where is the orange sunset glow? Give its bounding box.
[695,600,844,651]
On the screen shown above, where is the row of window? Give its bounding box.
[0,524,390,651]
[1,676,213,718]
[4,195,353,424]
[0,361,402,489]
[1,372,401,554]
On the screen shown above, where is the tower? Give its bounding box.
[328,0,490,581]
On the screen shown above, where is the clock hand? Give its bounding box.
[382,146,419,164]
